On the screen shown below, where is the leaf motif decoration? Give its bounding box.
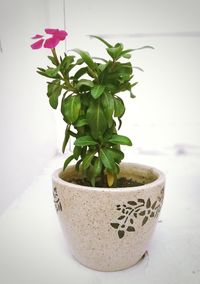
[142,216,148,226]
[118,215,125,220]
[127,226,135,232]
[118,230,125,239]
[146,198,151,209]
[139,210,146,216]
[138,198,145,204]
[110,223,120,229]
[110,193,164,239]
[151,201,157,209]
[127,201,137,206]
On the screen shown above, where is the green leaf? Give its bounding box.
[73,146,82,159]
[108,134,132,146]
[105,83,117,94]
[101,93,114,128]
[48,56,58,66]
[93,158,102,177]
[84,165,96,187]
[82,150,96,170]
[73,49,96,70]
[103,62,132,87]
[114,96,125,118]
[61,95,81,123]
[74,116,88,128]
[91,84,105,99]
[87,67,97,79]
[106,148,124,163]
[92,57,108,63]
[63,155,75,170]
[99,148,116,171]
[122,53,131,59]
[76,58,84,65]
[80,146,87,158]
[121,46,154,56]
[115,42,124,49]
[62,126,70,153]
[90,176,96,187]
[60,55,75,73]
[47,80,58,97]
[86,100,107,139]
[75,159,82,171]
[49,92,60,109]
[74,135,97,146]
[89,35,112,48]
[106,44,123,60]
[98,62,109,72]
[131,82,138,88]
[76,79,94,91]
[45,66,60,77]
[73,67,88,80]
[47,81,62,109]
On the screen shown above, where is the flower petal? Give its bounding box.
[56,30,68,40]
[45,28,58,35]
[31,39,44,49]
[44,37,60,49]
[45,28,68,40]
[32,34,43,39]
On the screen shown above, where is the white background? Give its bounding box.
[0,0,65,213]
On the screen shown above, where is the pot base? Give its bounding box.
[73,251,147,272]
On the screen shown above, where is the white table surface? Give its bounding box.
[1,153,200,284]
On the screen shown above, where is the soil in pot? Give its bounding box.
[67,177,145,188]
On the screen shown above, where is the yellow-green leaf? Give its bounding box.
[91,85,105,99]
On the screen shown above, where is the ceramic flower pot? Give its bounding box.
[52,163,165,271]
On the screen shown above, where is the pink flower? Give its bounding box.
[31,28,68,50]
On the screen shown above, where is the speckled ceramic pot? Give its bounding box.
[52,163,165,271]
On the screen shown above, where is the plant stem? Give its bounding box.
[51,48,74,92]
[51,48,60,66]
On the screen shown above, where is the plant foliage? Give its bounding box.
[37,35,153,187]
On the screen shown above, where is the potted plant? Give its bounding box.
[31,28,165,271]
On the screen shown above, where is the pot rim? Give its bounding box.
[52,162,165,193]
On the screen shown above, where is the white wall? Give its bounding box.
[1,0,199,213]
[0,0,65,214]
[60,0,200,154]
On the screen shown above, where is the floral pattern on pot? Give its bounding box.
[53,187,62,212]
[111,187,164,239]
